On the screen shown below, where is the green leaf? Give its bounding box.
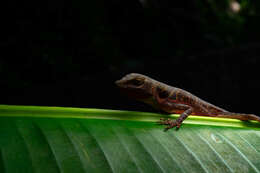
[0,105,260,173]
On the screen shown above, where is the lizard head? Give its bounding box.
[115,73,154,100]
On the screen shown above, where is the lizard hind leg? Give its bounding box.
[159,107,193,131]
[217,112,260,122]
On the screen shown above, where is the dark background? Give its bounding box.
[1,0,260,114]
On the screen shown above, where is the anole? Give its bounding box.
[115,73,260,131]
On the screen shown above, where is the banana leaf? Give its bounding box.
[0,105,260,173]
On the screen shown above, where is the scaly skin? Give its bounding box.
[115,73,260,131]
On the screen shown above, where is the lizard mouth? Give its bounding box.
[115,80,124,87]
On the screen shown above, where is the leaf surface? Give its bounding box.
[0,105,260,173]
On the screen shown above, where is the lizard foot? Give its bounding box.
[157,118,181,131]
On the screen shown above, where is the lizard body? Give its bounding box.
[115,73,260,130]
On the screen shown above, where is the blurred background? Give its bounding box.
[1,0,260,114]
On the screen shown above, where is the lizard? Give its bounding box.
[115,73,260,131]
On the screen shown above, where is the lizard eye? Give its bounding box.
[157,87,168,99]
[130,79,144,86]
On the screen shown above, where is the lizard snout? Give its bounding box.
[115,80,124,87]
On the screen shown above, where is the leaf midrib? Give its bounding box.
[0,105,260,130]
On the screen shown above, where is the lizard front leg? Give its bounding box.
[159,107,193,131]
[155,88,193,130]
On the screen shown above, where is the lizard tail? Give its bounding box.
[217,112,260,122]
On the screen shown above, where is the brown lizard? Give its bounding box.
[115,73,260,131]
